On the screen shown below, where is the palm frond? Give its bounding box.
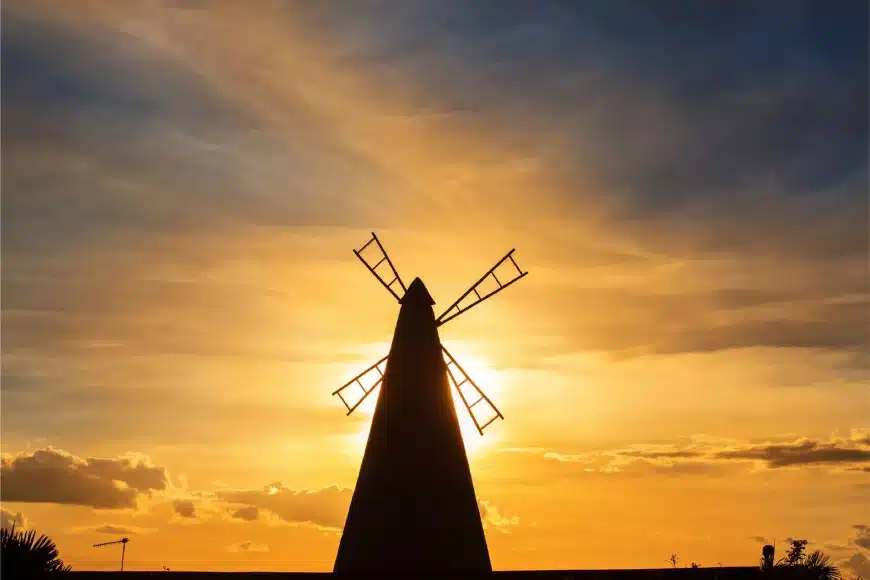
[1,525,72,574]
[804,550,841,580]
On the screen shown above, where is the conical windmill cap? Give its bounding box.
[400,277,435,305]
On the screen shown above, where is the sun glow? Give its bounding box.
[344,351,503,457]
[447,351,504,457]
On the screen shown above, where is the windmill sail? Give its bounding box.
[442,346,504,435]
[354,233,407,302]
[436,249,527,326]
[332,355,389,415]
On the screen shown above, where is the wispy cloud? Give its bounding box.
[714,438,870,468]
[73,524,157,535]
[500,430,870,477]
[0,1,866,570]
[225,541,269,553]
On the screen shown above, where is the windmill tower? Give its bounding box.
[332,233,528,574]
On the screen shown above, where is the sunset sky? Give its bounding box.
[2,0,868,573]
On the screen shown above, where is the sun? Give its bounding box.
[345,351,503,458]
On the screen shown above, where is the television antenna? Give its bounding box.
[93,537,129,572]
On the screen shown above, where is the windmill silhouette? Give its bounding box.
[93,537,129,572]
[332,233,527,574]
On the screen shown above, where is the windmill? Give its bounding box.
[332,232,528,574]
[93,537,129,572]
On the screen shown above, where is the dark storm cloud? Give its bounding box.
[1,448,168,509]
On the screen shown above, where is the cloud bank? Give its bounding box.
[504,431,870,477]
[1,448,168,509]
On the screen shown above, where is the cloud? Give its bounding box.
[225,541,269,553]
[75,524,156,535]
[823,543,852,555]
[231,506,260,522]
[173,499,196,518]
[499,431,870,478]
[217,483,351,529]
[92,525,137,535]
[845,552,870,579]
[836,525,870,579]
[478,500,519,533]
[518,289,869,364]
[618,449,703,460]
[1,509,27,530]
[715,438,870,468]
[534,447,724,477]
[1,448,168,509]
[2,0,866,506]
[0,2,385,449]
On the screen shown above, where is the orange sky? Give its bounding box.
[2,0,868,574]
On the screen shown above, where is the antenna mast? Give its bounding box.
[93,537,129,572]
